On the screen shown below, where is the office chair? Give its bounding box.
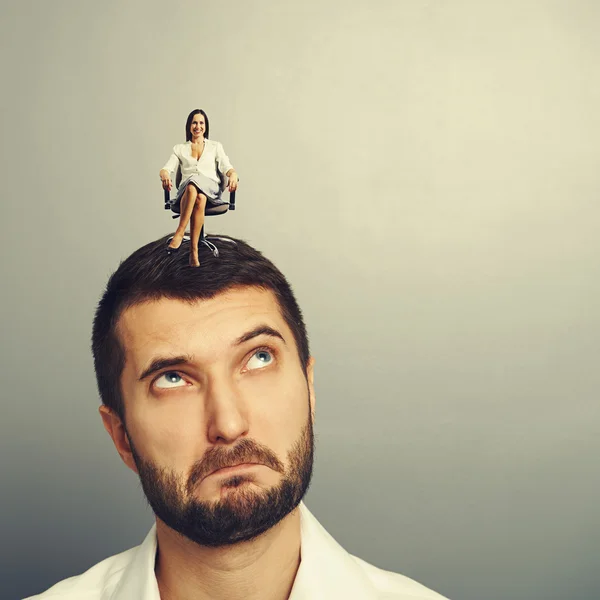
[163,165,237,258]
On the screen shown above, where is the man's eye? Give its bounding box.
[154,372,187,389]
[246,349,274,371]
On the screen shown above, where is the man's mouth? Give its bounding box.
[208,462,261,478]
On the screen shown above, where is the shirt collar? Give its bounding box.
[110,522,160,600]
[290,504,379,599]
[111,503,378,600]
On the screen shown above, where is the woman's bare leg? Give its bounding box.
[168,184,198,249]
[189,193,207,267]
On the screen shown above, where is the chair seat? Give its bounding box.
[206,203,229,216]
[166,202,229,216]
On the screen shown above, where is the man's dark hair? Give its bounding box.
[185,108,209,141]
[91,235,309,421]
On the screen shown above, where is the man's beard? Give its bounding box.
[128,413,314,547]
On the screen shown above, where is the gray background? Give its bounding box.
[1,1,599,599]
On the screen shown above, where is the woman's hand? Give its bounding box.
[227,172,239,192]
[160,169,172,191]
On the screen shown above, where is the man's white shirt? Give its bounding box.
[25,503,449,600]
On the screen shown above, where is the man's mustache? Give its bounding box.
[186,438,285,492]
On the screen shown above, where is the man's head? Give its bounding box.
[91,235,314,546]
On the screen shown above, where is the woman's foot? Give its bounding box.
[167,232,185,251]
[189,251,200,268]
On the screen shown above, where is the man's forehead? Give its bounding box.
[116,286,287,345]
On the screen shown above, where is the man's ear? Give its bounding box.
[99,405,139,474]
[306,356,316,423]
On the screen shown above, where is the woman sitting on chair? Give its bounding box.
[159,108,238,267]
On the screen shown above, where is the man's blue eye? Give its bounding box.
[155,372,186,389]
[247,350,273,370]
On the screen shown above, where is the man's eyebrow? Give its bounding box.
[235,325,287,347]
[138,355,192,381]
[137,328,285,381]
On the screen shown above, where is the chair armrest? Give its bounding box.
[228,175,239,210]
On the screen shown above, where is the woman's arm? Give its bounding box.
[160,147,180,190]
[216,142,237,191]
[225,168,238,192]
[159,169,172,191]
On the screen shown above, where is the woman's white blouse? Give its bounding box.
[162,140,234,185]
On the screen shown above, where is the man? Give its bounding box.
[27,235,449,600]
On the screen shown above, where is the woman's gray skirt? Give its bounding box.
[170,173,228,214]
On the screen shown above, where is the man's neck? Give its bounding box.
[155,508,302,600]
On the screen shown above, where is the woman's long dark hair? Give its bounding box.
[185,109,209,141]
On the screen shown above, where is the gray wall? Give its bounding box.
[1,2,599,599]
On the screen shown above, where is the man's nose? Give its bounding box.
[205,376,249,444]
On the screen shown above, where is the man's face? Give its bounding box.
[114,286,315,546]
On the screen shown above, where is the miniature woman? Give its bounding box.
[160,109,238,267]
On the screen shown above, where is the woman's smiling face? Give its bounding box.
[190,113,206,139]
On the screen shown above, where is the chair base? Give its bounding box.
[201,235,237,258]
